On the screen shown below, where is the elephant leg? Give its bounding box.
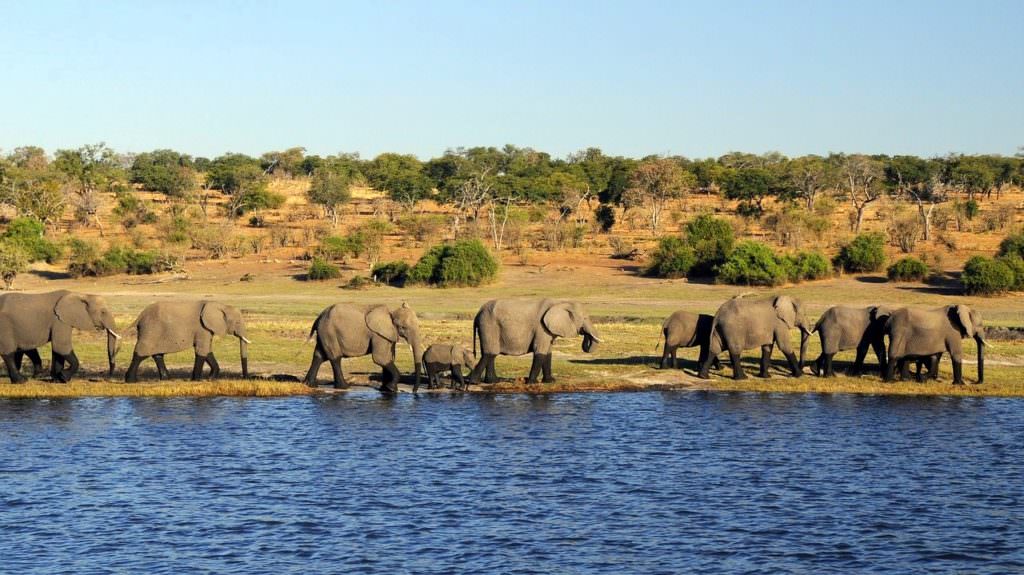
[929,354,942,381]
[728,347,747,380]
[24,349,43,378]
[852,344,869,377]
[329,357,347,389]
[381,362,400,395]
[468,356,486,383]
[206,353,220,379]
[659,346,671,369]
[527,353,543,384]
[915,359,926,383]
[485,354,498,384]
[871,340,888,376]
[671,349,679,370]
[55,351,79,383]
[50,350,63,379]
[758,345,772,378]
[899,359,911,381]
[191,355,206,381]
[951,359,964,385]
[696,344,709,373]
[3,353,26,384]
[825,354,836,378]
[883,357,897,382]
[304,346,327,387]
[541,354,555,384]
[154,355,170,380]
[13,350,23,373]
[453,366,465,390]
[125,353,145,383]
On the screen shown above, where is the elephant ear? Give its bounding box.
[55,293,95,330]
[200,302,229,336]
[773,296,797,329]
[954,305,975,338]
[366,306,398,343]
[543,303,578,338]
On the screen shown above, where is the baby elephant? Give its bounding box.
[660,311,721,371]
[422,343,475,392]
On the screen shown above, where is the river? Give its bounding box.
[2,391,1022,574]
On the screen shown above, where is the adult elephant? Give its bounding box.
[0,290,120,382]
[469,298,601,384]
[884,305,985,385]
[811,305,893,377]
[304,302,423,394]
[124,301,250,382]
[659,310,720,371]
[697,295,811,380]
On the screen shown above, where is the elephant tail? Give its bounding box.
[811,315,824,334]
[472,318,479,359]
[305,324,317,344]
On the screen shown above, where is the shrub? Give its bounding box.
[372,261,410,286]
[685,214,734,277]
[887,256,930,282]
[397,214,445,244]
[407,239,498,287]
[998,255,1024,291]
[307,258,341,281]
[963,199,980,220]
[961,256,1015,295]
[835,233,887,273]
[782,250,832,282]
[1,217,61,263]
[317,235,357,260]
[0,241,29,289]
[715,241,788,286]
[67,240,176,277]
[645,236,696,279]
[594,204,616,232]
[997,232,1024,259]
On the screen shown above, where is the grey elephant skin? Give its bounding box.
[0,290,120,382]
[698,295,811,380]
[811,305,892,377]
[884,305,985,385]
[659,311,720,371]
[469,298,601,384]
[124,301,250,382]
[304,302,423,394]
[422,343,475,391]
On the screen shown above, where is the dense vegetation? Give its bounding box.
[0,143,1021,293]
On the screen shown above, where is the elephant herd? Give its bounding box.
[0,290,986,390]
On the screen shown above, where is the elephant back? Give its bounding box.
[317,304,374,359]
[134,301,205,356]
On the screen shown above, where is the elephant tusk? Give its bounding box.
[240,336,252,344]
[590,335,602,343]
[107,329,121,339]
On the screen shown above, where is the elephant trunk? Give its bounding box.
[581,322,601,353]
[799,328,810,372]
[976,334,985,384]
[239,337,249,379]
[411,338,424,389]
[106,329,119,377]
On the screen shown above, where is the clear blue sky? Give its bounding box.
[1,0,1021,160]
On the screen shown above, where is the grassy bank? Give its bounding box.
[0,379,314,399]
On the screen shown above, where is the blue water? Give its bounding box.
[1,391,1022,574]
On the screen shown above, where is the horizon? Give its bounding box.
[1,0,1022,159]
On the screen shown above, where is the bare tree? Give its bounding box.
[624,158,694,232]
[839,154,884,233]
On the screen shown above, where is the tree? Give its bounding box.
[721,167,783,217]
[885,155,945,241]
[207,153,276,219]
[838,154,885,233]
[130,149,196,197]
[307,167,354,225]
[624,158,694,231]
[944,155,996,200]
[53,143,122,230]
[0,149,65,224]
[365,153,432,213]
[260,147,307,177]
[780,155,838,211]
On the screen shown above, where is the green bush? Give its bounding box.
[1,217,61,263]
[685,214,734,277]
[963,199,980,220]
[594,204,616,232]
[835,233,887,273]
[782,250,832,282]
[645,236,696,278]
[372,261,410,286]
[887,257,930,282]
[0,240,29,289]
[961,256,1015,295]
[307,258,341,281]
[997,255,1024,291]
[407,239,498,287]
[66,240,175,277]
[715,241,788,286]
[997,232,1024,259]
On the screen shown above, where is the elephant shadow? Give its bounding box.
[569,355,659,367]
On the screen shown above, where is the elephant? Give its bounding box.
[0,312,29,383]
[422,342,475,391]
[0,290,120,382]
[811,305,893,377]
[659,311,720,371]
[884,305,985,385]
[304,302,423,394]
[697,295,812,380]
[124,301,250,382]
[468,298,601,385]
